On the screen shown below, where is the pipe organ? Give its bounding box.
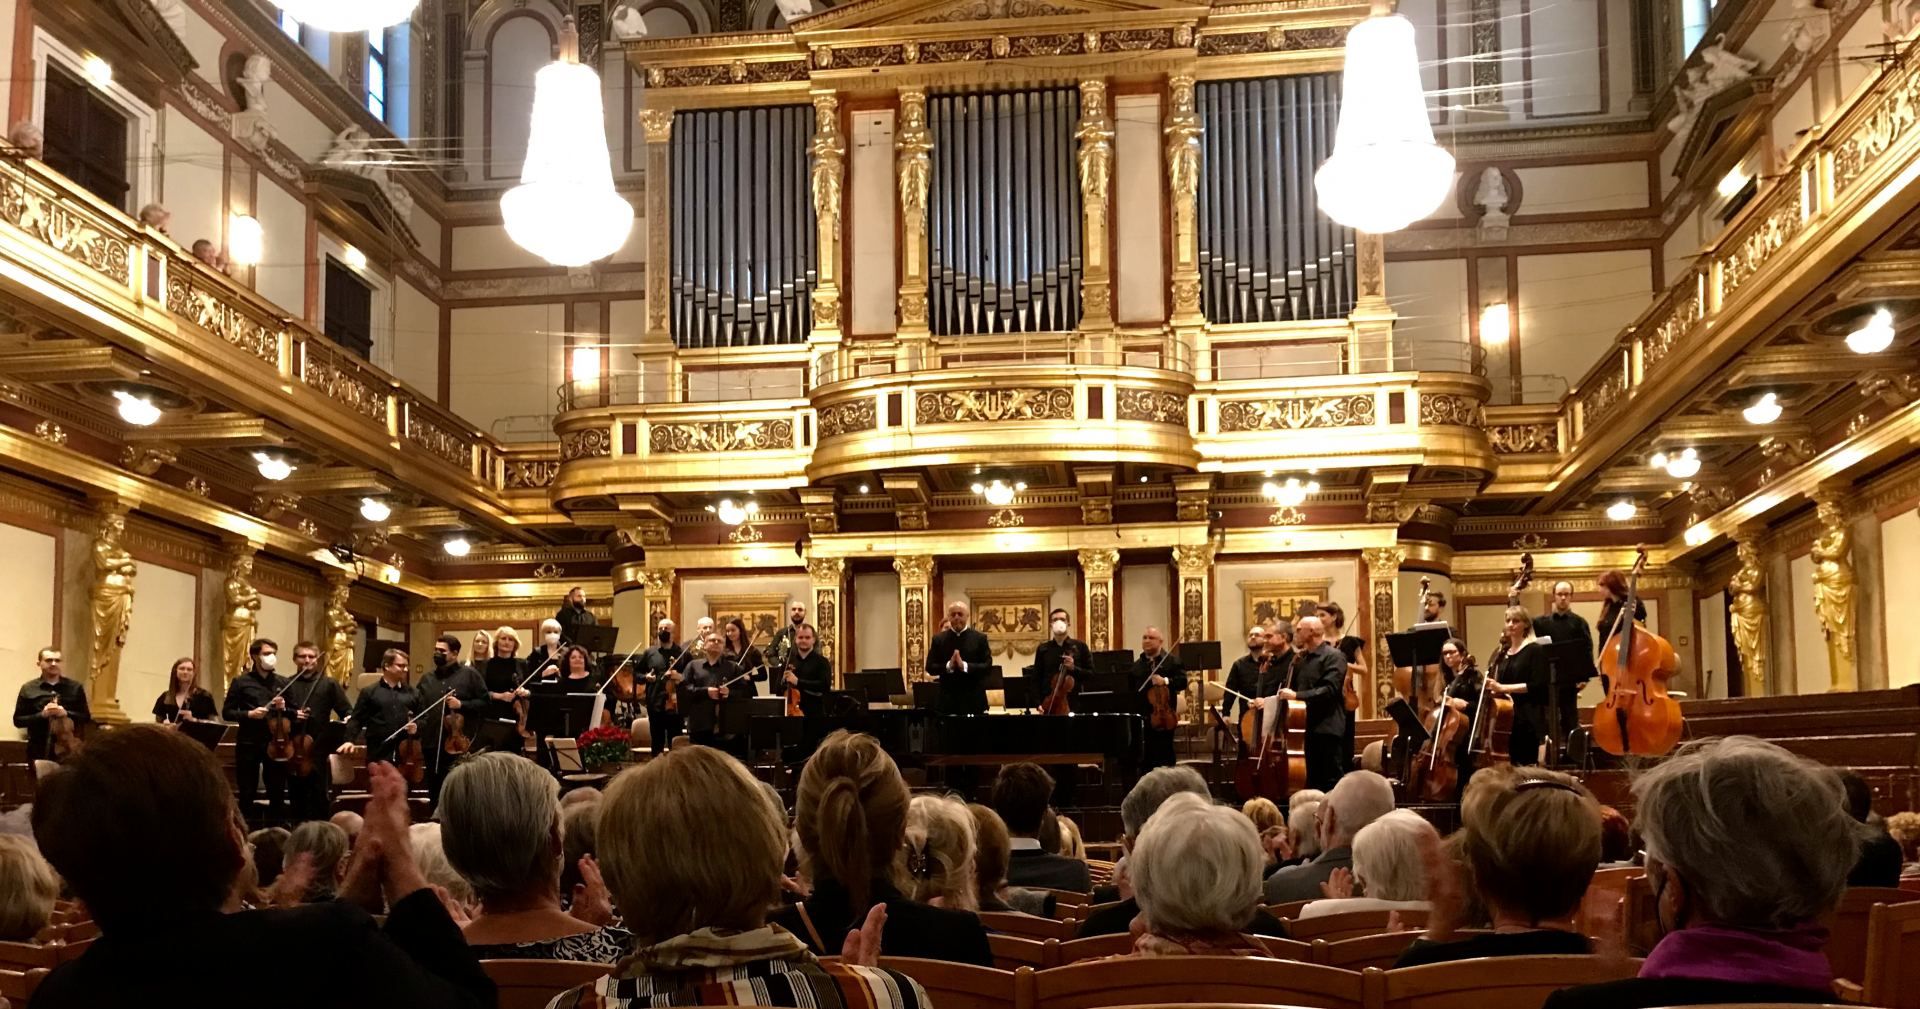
[1197,74,1355,325]
[928,87,1083,336]
[670,105,817,348]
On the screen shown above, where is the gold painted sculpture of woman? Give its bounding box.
[1727,540,1767,696]
[88,508,136,721]
[221,553,261,686]
[1810,498,1857,689]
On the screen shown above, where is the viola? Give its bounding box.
[265,700,295,763]
[783,657,805,718]
[1040,660,1075,716]
[1142,653,1178,732]
[45,702,78,761]
[1592,549,1685,757]
[602,664,639,729]
[394,733,426,784]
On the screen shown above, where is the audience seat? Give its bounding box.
[1311,933,1421,971]
[1286,910,1429,943]
[878,955,1033,1009]
[1265,900,1313,920]
[1825,887,1920,985]
[982,910,1081,941]
[1042,889,1092,914]
[1057,932,1138,964]
[1858,897,1920,1009]
[480,958,612,1009]
[1901,877,1920,893]
[0,966,46,1005]
[990,933,1058,970]
[0,941,56,970]
[1370,954,1640,1009]
[1574,866,1642,938]
[1253,936,1313,960]
[1032,955,1363,1009]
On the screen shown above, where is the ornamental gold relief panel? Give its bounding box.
[165,273,280,366]
[1486,423,1558,455]
[648,419,796,453]
[1417,394,1483,427]
[560,428,613,461]
[0,173,131,285]
[1116,388,1188,426]
[915,387,1074,424]
[1216,394,1374,432]
[818,400,878,438]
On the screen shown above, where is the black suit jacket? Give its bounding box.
[787,649,833,717]
[1005,848,1091,892]
[680,657,741,733]
[926,626,993,715]
[1129,651,1186,727]
[1290,643,1348,737]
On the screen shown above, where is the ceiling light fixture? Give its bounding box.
[500,19,633,267]
[856,483,870,495]
[1742,391,1782,425]
[1315,13,1454,233]
[442,535,471,558]
[358,498,391,523]
[81,55,113,89]
[709,498,759,526]
[227,214,264,266]
[970,479,1022,507]
[112,390,161,427]
[1262,476,1320,508]
[251,452,294,481]
[1684,524,1711,546]
[269,0,418,33]
[1664,447,1701,479]
[341,244,367,271]
[1605,499,1638,522]
[1479,303,1510,345]
[1846,308,1895,355]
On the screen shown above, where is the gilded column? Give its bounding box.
[1165,73,1203,330]
[1075,79,1115,334]
[1811,491,1858,691]
[1078,548,1119,653]
[1348,230,1396,373]
[896,89,933,363]
[1361,546,1405,717]
[808,557,847,680]
[220,542,263,688]
[1728,532,1769,697]
[809,90,846,345]
[323,568,357,686]
[895,554,936,679]
[86,501,136,725]
[641,568,677,631]
[1170,544,1213,724]
[640,108,674,346]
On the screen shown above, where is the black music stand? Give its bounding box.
[1540,636,1590,766]
[846,669,904,705]
[1387,624,1451,706]
[1002,676,1039,711]
[573,624,619,655]
[1381,696,1430,789]
[179,720,231,752]
[1177,640,1222,672]
[309,720,350,759]
[1073,690,1133,715]
[1085,671,1128,694]
[912,682,941,710]
[535,692,603,743]
[1090,650,1134,674]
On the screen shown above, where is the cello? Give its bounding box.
[1591,549,1685,757]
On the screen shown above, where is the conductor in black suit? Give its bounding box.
[1275,615,1347,791]
[926,600,992,716]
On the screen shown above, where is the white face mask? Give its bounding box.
[259,654,276,671]
[1051,620,1068,635]
[544,632,561,647]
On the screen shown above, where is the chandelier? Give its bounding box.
[501,19,634,267]
[1315,13,1455,234]
[270,0,418,33]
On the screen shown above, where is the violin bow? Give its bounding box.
[380,648,562,748]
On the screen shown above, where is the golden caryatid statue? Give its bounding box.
[220,551,262,686]
[1074,82,1114,204]
[323,570,356,685]
[87,504,136,724]
[1810,496,1857,691]
[1727,538,1768,697]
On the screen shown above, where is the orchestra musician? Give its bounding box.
[526,618,565,676]
[1419,587,1449,627]
[767,601,808,668]
[721,618,767,695]
[640,618,686,756]
[417,634,487,804]
[1533,580,1597,730]
[1223,625,1282,722]
[1437,638,1486,799]
[479,626,532,755]
[1484,605,1550,766]
[284,641,350,824]
[1316,602,1368,774]
[15,647,89,764]
[680,630,741,753]
[1274,615,1347,791]
[783,623,833,719]
[1030,608,1090,710]
[151,657,215,724]
[341,648,421,765]
[221,638,288,827]
[554,585,597,648]
[927,601,993,716]
[1594,570,1646,686]
[1129,627,1185,771]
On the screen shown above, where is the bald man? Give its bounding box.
[927,601,992,716]
[1129,628,1186,771]
[1275,615,1348,790]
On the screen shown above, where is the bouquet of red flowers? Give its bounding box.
[577,724,630,770]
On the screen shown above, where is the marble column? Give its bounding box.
[1078,548,1119,653]
[894,554,936,678]
[808,557,846,680]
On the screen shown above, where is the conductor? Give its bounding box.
[926,600,992,716]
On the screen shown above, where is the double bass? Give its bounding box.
[1591,549,1685,757]
[1229,678,1306,804]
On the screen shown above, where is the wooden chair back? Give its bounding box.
[1902,877,1920,893]
[1574,867,1642,941]
[877,956,1030,1009]
[1826,886,1920,984]
[980,910,1080,941]
[1056,932,1139,964]
[1620,874,1660,956]
[0,941,56,970]
[1373,954,1641,1009]
[0,966,46,1003]
[480,958,613,1009]
[1264,900,1313,920]
[1861,898,1920,1009]
[1311,932,1421,971]
[989,933,1057,970]
[1042,887,1092,908]
[1032,955,1364,1009]
[1285,910,1429,943]
[1253,935,1312,961]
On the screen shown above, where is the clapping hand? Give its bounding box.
[569,854,615,926]
[840,903,888,966]
[1321,866,1355,899]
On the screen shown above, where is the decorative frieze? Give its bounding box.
[560,428,614,461]
[915,387,1074,424]
[1197,24,1345,56]
[818,399,878,438]
[504,458,561,489]
[1487,422,1558,455]
[302,342,388,423]
[166,272,280,366]
[405,410,473,470]
[0,173,132,285]
[1217,395,1375,432]
[1832,52,1920,196]
[1717,184,1804,302]
[1417,393,1483,427]
[648,419,795,453]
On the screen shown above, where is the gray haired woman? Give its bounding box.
[1125,792,1266,957]
[439,752,626,961]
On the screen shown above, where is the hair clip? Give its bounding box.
[906,847,931,879]
[1515,778,1580,795]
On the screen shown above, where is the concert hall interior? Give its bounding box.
[4,0,1920,1002]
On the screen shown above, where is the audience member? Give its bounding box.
[1126,793,1266,957]
[991,763,1092,891]
[330,810,364,848]
[548,745,930,1009]
[1285,800,1325,866]
[438,752,626,962]
[1544,737,1863,1009]
[408,823,474,909]
[1265,771,1394,902]
[774,731,992,965]
[283,820,350,903]
[1396,766,1598,967]
[904,794,977,911]
[0,834,56,942]
[560,786,603,809]
[1598,805,1636,866]
[1840,769,1902,886]
[246,826,290,889]
[28,725,492,1007]
[1241,797,1283,834]
[1056,812,1086,861]
[965,803,1034,914]
[1886,810,1920,879]
[560,799,602,908]
[1298,809,1435,919]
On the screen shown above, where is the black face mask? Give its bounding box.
[433,653,449,669]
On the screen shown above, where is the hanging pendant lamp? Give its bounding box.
[271,0,418,33]
[1315,13,1455,234]
[500,18,635,267]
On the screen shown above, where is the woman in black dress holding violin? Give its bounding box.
[153,657,216,724]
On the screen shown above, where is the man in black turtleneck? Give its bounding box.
[554,586,597,650]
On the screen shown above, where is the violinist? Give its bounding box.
[221,638,289,827]
[680,630,741,753]
[1224,626,1279,722]
[1129,627,1186,771]
[527,618,565,675]
[285,641,351,824]
[417,634,486,803]
[479,626,532,754]
[767,601,808,668]
[151,656,215,724]
[783,623,832,718]
[721,618,767,695]
[14,647,90,764]
[1316,602,1368,774]
[1483,605,1549,766]
[640,618,686,756]
[1437,638,1486,799]
[1274,616,1347,791]
[1031,608,1089,711]
[341,648,421,765]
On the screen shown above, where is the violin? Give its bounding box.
[1040,655,1075,716]
[1142,653,1178,732]
[1592,549,1685,757]
[782,656,804,718]
[394,733,425,784]
[265,700,295,764]
[45,701,78,761]
[602,663,639,729]
[443,709,472,755]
